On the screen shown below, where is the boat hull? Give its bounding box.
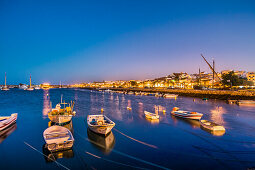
[48,115,72,125]
[200,120,226,131]
[171,111,203,120]
[144,111,159,120]
[88,125,114,136]
[0,113,18,131]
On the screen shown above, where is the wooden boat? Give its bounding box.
[200,120,225,131]
[237,100,255,106]
[0,113,18,131]
[164,94,178,98]
[43,125,74,152]
[87,115,115,136]
[0,124,17,144]
[171,107,203,120]
[48,96,76,125]
[144,111,159,120]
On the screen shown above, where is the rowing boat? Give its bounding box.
[87,115,115,136]
[0,113,18,131]
[171,107,203,120]
[43,125,74,152]
[144,111,159,120]
[200,120,225,131]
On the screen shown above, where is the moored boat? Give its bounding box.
[144,111,159,120]
[0,113,18,131]
[237,100,255,106]
[200,119,225,131]
[1,72,9,91]
[171,107,203,120]
[164,94,178,98]
[43,125,74,152]
[48,96,76,125]
[87,115,115,136]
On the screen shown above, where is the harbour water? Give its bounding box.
[0,88,255,170]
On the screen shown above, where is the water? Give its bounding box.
[0,88,255,170]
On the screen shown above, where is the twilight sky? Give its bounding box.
[1,0,255,84]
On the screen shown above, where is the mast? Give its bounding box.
[201,54,221,82]
[199,68,201,86]
[213,59,215,88]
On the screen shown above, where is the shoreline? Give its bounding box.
[82,87,255,100]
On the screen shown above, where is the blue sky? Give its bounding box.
[1,0,255,84]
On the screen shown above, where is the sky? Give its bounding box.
[0,0,255,84]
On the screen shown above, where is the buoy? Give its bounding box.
[101,108,104,112]
[127,107,132,110]
[193,99,195,102]
[163,110,166,113]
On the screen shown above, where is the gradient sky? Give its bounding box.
[1,0,255,84]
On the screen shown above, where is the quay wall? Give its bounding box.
[84,87,255,100]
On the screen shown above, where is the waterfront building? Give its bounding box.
[246,72,255,83]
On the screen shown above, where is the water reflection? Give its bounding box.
[87,128,115,154]
[145,117,159,124]
[210,106,226,125]
[43,89,51,118]
[42,144,74,163]
[171,116,200,129]
[0,124,17,144]
[154,105,166,115]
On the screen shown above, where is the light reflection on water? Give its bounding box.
[1,88,255,170]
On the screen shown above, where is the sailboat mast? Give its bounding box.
[30,74,32,87]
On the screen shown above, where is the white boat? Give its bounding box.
[200,120,225,131]
[19,84,28,90]
[0,113,18,131]
[87,115,115,136]
[164,94,178,98]
[1,72,9,91]
[43,125,74,152]
[171,107,203,120]
[237,100,255,106]
[144,111,159,120]
[48,96,76,124]
[34,85,41,90]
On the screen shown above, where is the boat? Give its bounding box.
[26,75,34,91]
[200,120,225,132]
[19,84,28,90]
[87,114,115,136]
[48,96,76,125]
[237,100,255,106]
[43,125,74,152]
[144,111,159,120]
[0,113,18,131]
[1,72,9,91]
[34,85,41,90]
[87,128,115,154]
[171,107,203,120]
[164,94,178,98]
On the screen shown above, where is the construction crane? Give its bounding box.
[201,54,221,87]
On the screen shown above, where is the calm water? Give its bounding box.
[0,88,255,170]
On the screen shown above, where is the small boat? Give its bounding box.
[48,96,76,125]
[0,124,17,144]
[164,94,178,98]
[200,120,225,131]
[1,73,9,91]
[87,115,115,136]
[171,107,203,120]
[0,113,18,131]
[202,98,208,101]
[237,100,255,106]
[144,111,159,120]
[43,125,74,152]
[34,85,41,90]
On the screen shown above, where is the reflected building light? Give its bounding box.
[210,106,226,125]
[42,90,50,117]
[154,105,166,115]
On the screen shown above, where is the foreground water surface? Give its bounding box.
[0,88,255,170]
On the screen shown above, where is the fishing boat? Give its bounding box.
[144,111,159,120]
[171,107,203,120]
[43,125,74,152]
[164,94,178,98]
[34,85,40,90]
[1,72,9,91]
[0,124,17,144]
[87,115,115,136]
[0,113,18,131]
[48,96,76,125]
[237,100,255,106]
[200,120,225,132]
